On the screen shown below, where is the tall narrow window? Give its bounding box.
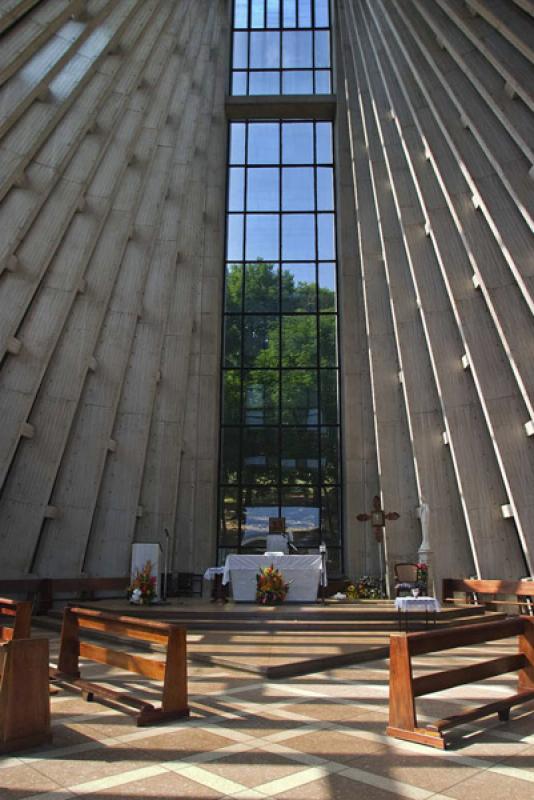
[219,1,341,574]
[220,119,342,572]
[231,0,332,96]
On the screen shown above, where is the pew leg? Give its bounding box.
[498,708,510,722]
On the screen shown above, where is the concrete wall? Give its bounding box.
[337,0,534,590]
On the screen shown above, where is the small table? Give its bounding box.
[395,596,441,631]
[203,567,227,603]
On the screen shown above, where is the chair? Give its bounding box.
[394,563,419,597]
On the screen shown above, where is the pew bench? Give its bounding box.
[51,606,190,726]
[443,578,534,615]
[387,616,534,749]
[0,634,51,752]
[0,577,129,615]
[0,597,32,641]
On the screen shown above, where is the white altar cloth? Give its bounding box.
[223,554,325,602]
[395,597,441,613]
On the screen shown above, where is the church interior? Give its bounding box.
[0,0,533,796]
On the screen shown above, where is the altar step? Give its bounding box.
[38,600,503,634]
[35,603,507,679]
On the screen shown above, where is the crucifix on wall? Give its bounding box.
[357,495,400,596]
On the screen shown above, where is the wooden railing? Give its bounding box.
[0,597,32,641]
[443,578,534,614]
[0,577,129,614]
[51,607,189,726]
[387,617,534,749]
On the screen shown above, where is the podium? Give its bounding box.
[131,543,162,599]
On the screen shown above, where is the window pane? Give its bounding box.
[224,316,241,366]
[243,370,279,425]
[242,428,279,484]
[232,71,247,95]
[281,370,318,425]
[282,122,313,163]
[282,167,314,211]
[282,263,316,311]
[318,262,336,310]
[298,0,312,27]
[315,122,332,163]
[228,167,245,211]
[223,370,242,423]
[227,214,244,259]
[234,0,248,28]
[320,369,338,423]
[241,487,279,548]
[230,123,246,164]
[233,32,248,69]
[314,70,331,94]
[283,0,297,27]
[326,548,342,575]
[266,0,280,27]
[250,31,280,68]
[249,123,280,164]
[314,0,329,26]
[281,428,319,484]
[319,315,337,366]
[321,426,339,484]
[247,168,279,211]
[249,72,280,95]
[316,167,334,210]
[282,71,313,94]
[321,487,341,545]
[251,0,265,28]
[246,214,279,260]
[282,31,312,68]
[282,213,315,259]
[314,30,330,67]
[282,488,319,551]
[221,428,240,483]
[220,488,239,546]
[282,315,317,367]
[245,262,279,312]
[317,212,335,259]
[225,264,242,312]
[244,315,280,367]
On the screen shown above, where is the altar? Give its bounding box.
[222,554,325,603]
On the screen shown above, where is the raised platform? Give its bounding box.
[37,598,503,679]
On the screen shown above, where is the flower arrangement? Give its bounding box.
[345,575,384,600]
[256,564,289,604]
[128,560,157,605]
[416,562,428,592]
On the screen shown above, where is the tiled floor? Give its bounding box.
[1,637,534,800]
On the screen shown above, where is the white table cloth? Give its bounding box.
[223,554,325,602]
[203,567,225,581]
[395,597,441,613]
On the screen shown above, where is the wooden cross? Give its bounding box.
[357,495,400,542]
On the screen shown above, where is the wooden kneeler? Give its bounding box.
[0,637,51,753]
[51,607,190,726]
[387,617,534,749]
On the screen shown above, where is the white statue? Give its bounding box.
[418,500,430,553]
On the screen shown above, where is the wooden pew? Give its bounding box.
[0,637,51,753]
[387,617,534,749]
[443,578,534,615]
[51,607,189,726]
[0,597,32,641]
